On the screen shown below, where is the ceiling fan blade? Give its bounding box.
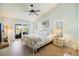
[30,4,34,7]
[33,12,38,16]
[34,10,40,12]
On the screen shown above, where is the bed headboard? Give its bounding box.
[38,29,52,36]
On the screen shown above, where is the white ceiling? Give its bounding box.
[0,3,58,22]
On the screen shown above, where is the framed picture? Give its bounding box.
[42,20,49,28]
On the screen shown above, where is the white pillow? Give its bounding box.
[47,34,53,39]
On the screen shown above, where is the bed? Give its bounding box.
[21,30,54,55]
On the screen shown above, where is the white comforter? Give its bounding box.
[22,34,53,50]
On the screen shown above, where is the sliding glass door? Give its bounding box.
[15,24,29,39]
[15,24,22,39]
[22,25,29,35]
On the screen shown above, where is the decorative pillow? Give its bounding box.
[47,34,53,39]
[38,30,51,37]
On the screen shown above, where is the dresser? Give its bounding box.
[53,36,64,47]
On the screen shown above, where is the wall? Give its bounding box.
[34,4,78,50]
[0,17,3,23]
[78,4,79,50]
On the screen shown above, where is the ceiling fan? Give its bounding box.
[24,4,40,16]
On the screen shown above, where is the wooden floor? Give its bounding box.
[0,39,78,56]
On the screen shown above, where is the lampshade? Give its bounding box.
[4,25,11,29]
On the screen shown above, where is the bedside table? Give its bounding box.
[53,38,64,47]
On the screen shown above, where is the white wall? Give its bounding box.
[78,4,79,50]
[0,17,4,24]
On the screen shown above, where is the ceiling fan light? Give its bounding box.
[30,4,34,7]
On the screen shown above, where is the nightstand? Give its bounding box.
[53,37,64,47]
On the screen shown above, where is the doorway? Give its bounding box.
[15,24,22,39]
